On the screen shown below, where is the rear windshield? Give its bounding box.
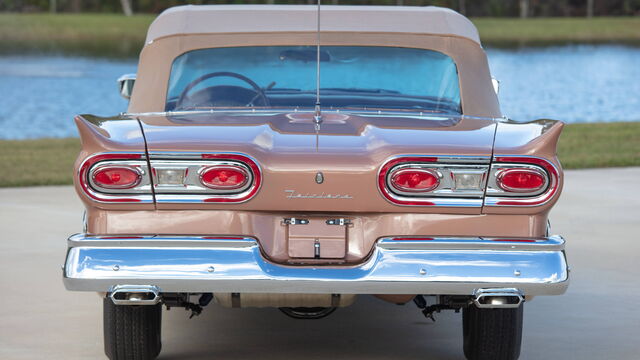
[166,46,461,113]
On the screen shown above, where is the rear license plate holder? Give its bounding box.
[284,217,350,259]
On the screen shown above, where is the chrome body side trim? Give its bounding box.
[64,234,569,296]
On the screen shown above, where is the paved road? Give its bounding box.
[1,167,639,360]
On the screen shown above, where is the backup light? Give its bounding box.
[453,172,484,191]
[155,168,187,186]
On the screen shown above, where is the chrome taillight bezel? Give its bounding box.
[199,164,251,191]
[78,152,153,203]
[149,160,253,195]
[389,168,441,193]
[90,164,144,190]
[378,155,560,208]
[388,167,442,194]
[150,152,262,204]
[488,164,549,197]
[78,152,261,204]
[378,156,490,207]
[484,156,560,207]
[495,167,548,193]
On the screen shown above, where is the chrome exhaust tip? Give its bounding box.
[473,288,524,309]
[109,285,161,305]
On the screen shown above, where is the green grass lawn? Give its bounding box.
[0,13,153,58]
[0,138,79,187]
[558,122,640,169]
[0,14,639,57]
[474,17,640,46]
[0,122,637,187]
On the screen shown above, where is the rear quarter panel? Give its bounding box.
[485,119,565,215]
[73,115,154,210]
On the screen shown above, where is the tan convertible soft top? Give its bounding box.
[131,5,499,117]
[145,5,481,45]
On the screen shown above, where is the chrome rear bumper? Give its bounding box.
[63,234,569,296]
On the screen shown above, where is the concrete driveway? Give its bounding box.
[1,167,639,360]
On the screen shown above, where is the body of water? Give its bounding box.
[487,45,640,123]
[0,45,638,139]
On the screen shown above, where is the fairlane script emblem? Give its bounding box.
[285,190,353,200]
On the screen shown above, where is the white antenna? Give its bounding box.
[314,0,322,125]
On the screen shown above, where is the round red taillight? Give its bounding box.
[497,168,546,192]
[390,168,440,193]
[200,166,249,190]
[92,166,141,189]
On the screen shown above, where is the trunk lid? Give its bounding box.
[137,111,496,213]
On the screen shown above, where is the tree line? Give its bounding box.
[1,0,639,17]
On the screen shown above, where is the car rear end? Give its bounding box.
[63,5,569,360]
[65,118,568,298]
[64,112,568,360]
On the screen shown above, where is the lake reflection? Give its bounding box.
[487,45,640,124]
[0,45,639,139]
[0,56,135,139]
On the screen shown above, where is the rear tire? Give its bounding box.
[462,304,523,360]
[103,297,162,360]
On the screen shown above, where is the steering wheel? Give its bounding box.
[176,71,270,109]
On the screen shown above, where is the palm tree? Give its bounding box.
[120,0,133,16]
[519,0,529,18]
[458,0,466,15]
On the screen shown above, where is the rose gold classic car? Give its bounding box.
[63,5,569,360]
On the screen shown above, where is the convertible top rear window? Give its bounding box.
[165,46,461,113]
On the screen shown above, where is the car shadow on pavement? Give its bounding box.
[158,295,463,360]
